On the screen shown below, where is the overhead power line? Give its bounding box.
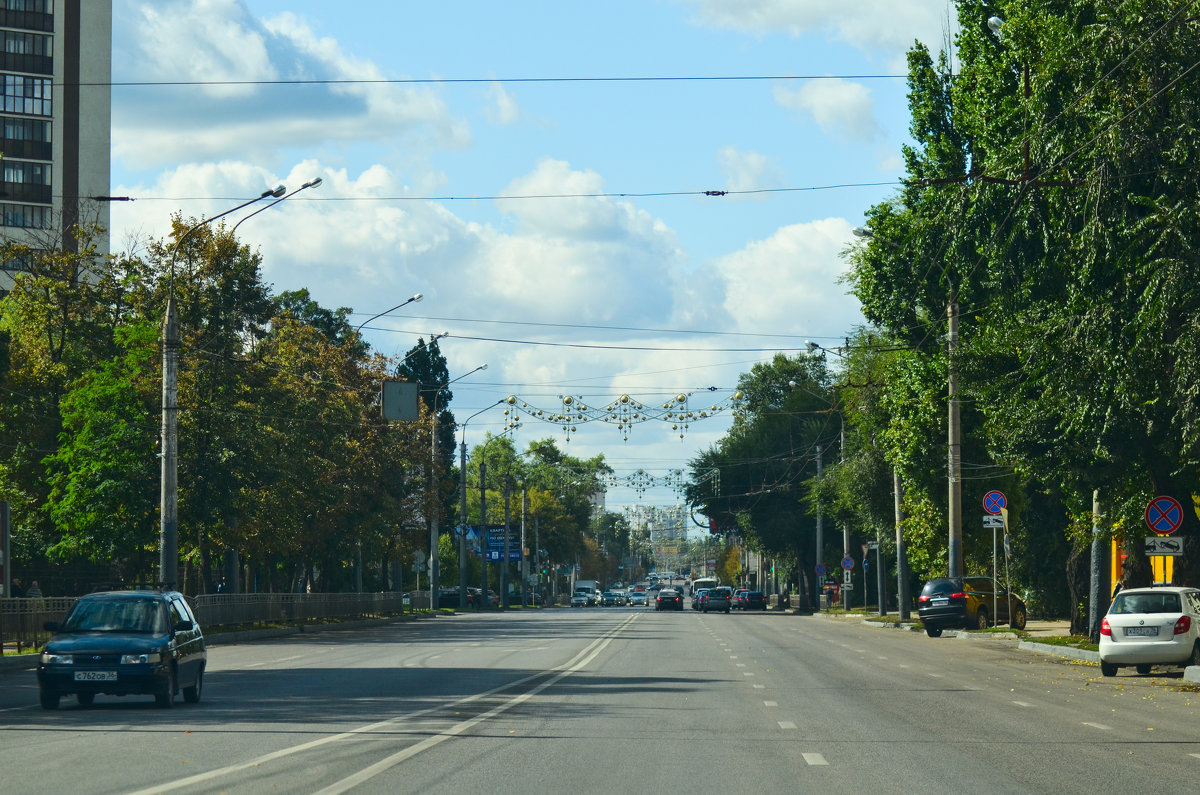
[94,74,908,89]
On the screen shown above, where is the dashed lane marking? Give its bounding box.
[803,753,829,766]
[778,721,797,730]
[764,701,778,707]
[1083,722,1112,731]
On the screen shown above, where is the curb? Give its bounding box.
[1018,640,1099,663]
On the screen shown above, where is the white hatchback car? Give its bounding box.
[1099,586,1200,676]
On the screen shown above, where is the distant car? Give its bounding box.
[1100,586,1200,676]
[732,589,749,609]
[655,588,684,611]
[742,591,767,610]
[37,590,206,710]
[601,591,621,606]
[917,576,1027,637]
[629,591,648,606]
[703,586,733,614]
[692,588,711,611]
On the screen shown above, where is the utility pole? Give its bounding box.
[895,470,910,620]
[459,439,469,609]
[502,474,511,608]
[1088,489,1107,641]
[814,445,823,609]
[521,485,529,606]
[947,290,963,578]
[480,461,488,608]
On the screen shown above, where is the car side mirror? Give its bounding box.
[43,621,60,632]
[173,619,194,633]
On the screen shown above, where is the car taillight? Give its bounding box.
[950,592,966,600]
[1101,617,1111,636]
[1175,615,1192,635]
[918,595,930,604]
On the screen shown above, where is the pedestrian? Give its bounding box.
[25,580,42,598]
[9,577,24,598]
[1112,582,1123,599]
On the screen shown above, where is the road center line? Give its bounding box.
[129,614,641,795]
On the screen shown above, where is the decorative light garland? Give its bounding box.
[504,390,745,441]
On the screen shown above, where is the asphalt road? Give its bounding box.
[2,607,1200,794]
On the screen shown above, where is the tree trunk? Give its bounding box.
[1066,545,1089,636]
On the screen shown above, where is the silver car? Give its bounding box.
[1099,586,1200,676]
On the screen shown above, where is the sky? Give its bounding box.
[108,0,956,532]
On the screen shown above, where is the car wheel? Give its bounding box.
[155,673,176,709]
[1135,664,1152,676]
[1011,605,1027,630]
[39,689,60,710]
[183,667,204,704]
[925,624,942,638]
[77,692,95,707]
[975,609,989,630]
[1100,661,1118,677]
[725,607,730,614]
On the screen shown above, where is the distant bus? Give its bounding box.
[691,576,718,593]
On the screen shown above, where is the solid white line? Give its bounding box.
[129,614,641,795]
[803,753,829,766]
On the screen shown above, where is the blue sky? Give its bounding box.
[108,0,954,525]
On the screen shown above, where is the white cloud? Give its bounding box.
[485,82,521,125]
[112,0,469,168]
[773,79,881,142]
[682,0,952,58]
[713,217,864,337]
[716,147,781,196]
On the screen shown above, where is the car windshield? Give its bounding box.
[1111,592,1182,614]
[62,599,168,634]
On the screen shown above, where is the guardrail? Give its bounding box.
[1,592,428,655]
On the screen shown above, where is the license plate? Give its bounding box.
[74,671,117,682]
[932,597,949,606]
[1125,626,1158,637]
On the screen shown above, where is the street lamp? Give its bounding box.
[160,185,285,590]
[428,364,487,611]
[354,293,424,334]
[232,178,322,235]
[457,399,504,608]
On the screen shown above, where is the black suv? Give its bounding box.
[917,576,1028,637]
[37,590,207,709]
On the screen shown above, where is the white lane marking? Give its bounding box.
[854,649,866,653]
[129,614,642,795]
[1189,753,1200,761]
[876,656,888,660]
[1084,722,1112,731]
[736,664,746,668]
[778,721,797,730]
[898,664,910,669]
[743,672,755,677]
[729,655,738,659]
[1013,701,1033,707]
[803,753,829,766]
[753,684,765,689]
[764,700,778,707]
[927,673,943,678]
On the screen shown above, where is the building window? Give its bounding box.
[0,246,44,270]
[0,202,50,228]
[2,31,52,75]
[0,0,53,33]
[2,74,51,116]
[3,1,54,13]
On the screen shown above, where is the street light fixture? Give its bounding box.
[232,178,323,235]
[428,364,487,611]
[160,185,287,589]
[354,293,424,334]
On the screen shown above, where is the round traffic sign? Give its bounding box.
[1145,495,1184,536]
[983,490,1007,515]
[815,563,827,576]
[840,556,854,571]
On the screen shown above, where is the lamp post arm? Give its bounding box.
[167,186,285,289]
[232,178,322,236]
[355,293,424,334]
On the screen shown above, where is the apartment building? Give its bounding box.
[0,0,110,294]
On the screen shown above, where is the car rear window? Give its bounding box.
[920,579,961,596]
[1111,592,1182,614]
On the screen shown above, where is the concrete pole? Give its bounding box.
[894,470,910,620]
[459,439,469,608]
[159,296,179,589]
[521,485,528,606]
[814,445,823,609]
[429,410,439,609]
[502,475,511,608]
[1088,489,1107,641]
[480,461,488,607]
[947,291,963,578]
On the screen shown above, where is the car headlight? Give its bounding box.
[41,652,73,665]
[120,652,162,664]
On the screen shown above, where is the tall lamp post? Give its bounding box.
[354,293,424,335]
[160,185,285,589]
[428,364,487,610]
[457,400,504,607]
